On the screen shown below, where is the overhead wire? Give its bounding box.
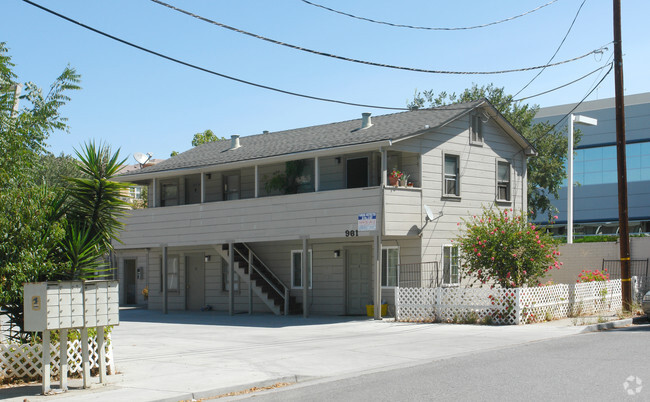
[514,62,612,102]
[151,0,606,75]
[513,0,587,98]
[20,0,408,111]
[300,0,560,31]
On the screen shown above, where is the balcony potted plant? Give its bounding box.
[389,169,403,186]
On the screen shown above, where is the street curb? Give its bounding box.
[579,318,632,333]
[154,375,304,402]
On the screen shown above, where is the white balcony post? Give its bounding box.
[254,165,259,198]
[314,157,320,192]
[152,178,158,208]
[381,149,387,186]
[200,173,205,203]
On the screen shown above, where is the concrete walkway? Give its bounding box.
[2,308,632,402]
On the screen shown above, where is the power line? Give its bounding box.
[532,62,613,147]
[514,62,611,102]
[300,0,560,31]
[21,0,408,111]
[151,0,605,75]
[514,0,587,98]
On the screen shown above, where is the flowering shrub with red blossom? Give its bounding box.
[455,207,561,288]
[577,269,609,283]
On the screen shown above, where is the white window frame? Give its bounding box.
[291,249,313,289]
[442,245,460,286]
[381,247,399,288]
[161,255,179,292]
[496,160,512,203]
[129,186,143,200]
[470,113,484,145]
[442,152,460,197]
[221,266,240,292]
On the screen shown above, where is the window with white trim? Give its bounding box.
[470,114,483,145]
[222,266,240,291]
[160,255,179,292]
[496,161,511,202]
[291,250,312,289]
[442,245,460,285]
[381,247,399,287]
[443,154,460,196]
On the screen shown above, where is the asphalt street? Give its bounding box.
[240,321,650,401]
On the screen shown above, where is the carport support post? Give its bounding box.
[302,237,309,318]
[374,235,382,320]
[162,245,168,314]
[229,242,235,316]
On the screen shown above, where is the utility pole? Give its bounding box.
[613,0,631,310]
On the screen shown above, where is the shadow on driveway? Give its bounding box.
[118,307,377,328]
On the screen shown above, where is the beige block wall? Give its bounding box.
[548,236,650,284]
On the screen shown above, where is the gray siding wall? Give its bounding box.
[117,187,382,248]
[393,110,528,280]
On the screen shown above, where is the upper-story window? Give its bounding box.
[443,154,460,197]
[496,160,511,202]
[161,182,178,206]
[470,114,483,145]
[442,245,460,286]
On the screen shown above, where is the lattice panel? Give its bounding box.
[396,280,622,325]
[0,333,113,380]
[395,287,436,322]
[519,284,570,324]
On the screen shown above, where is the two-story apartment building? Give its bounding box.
[113,99,536,317]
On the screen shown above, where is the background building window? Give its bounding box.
[444,154,460,196]
[382,248,399,287]
[291,250,312,289]
[442,245,459,285]
[497,161,511,201]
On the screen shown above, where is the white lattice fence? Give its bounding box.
[519,284,570,324]
[436,287,518,325]
[396,280,622,325]
[0,333,113,380]
[395,287,436,322]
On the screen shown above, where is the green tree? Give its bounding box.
[171,129,225,156]
[407,84,578,219]
[456,207,561,288]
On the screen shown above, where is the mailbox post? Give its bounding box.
[23,280,119,394]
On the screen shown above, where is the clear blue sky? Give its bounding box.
[2,0,649,162]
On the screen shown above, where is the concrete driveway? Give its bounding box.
[4,308,605,401]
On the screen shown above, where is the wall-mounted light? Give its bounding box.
[335,157,341,164]
[204,255,211,263]
[333,250,341,258]
[206,173,212,180]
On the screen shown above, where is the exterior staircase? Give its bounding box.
[215,243,301,315]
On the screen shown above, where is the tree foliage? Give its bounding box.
[456,207,561,288]
[0,43,129,340]
[407,84,578,219]
[171,129,225,156]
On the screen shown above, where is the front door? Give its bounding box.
[186,254,205,310]
[346,157,369,188]
[346,247,372,315]
[124,259,137,304]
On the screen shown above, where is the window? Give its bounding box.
[442,245,459,286]
[496,161,511,202]
[161,255,179,292]
[222,266,240,291]
[443,154,460,196]
[291,250,312,289]
[381,248,399,287]
[129,186,143,200]
[470,114,483,145]
[161,182,178,206]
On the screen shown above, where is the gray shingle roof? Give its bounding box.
[122,99,487,177]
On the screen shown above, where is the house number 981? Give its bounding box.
[345,230,359,237]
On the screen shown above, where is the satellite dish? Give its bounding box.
[424,204,434,222]
[133,152,153,168]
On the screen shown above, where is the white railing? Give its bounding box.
[395,280,622,325]
[0,333,113,380]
